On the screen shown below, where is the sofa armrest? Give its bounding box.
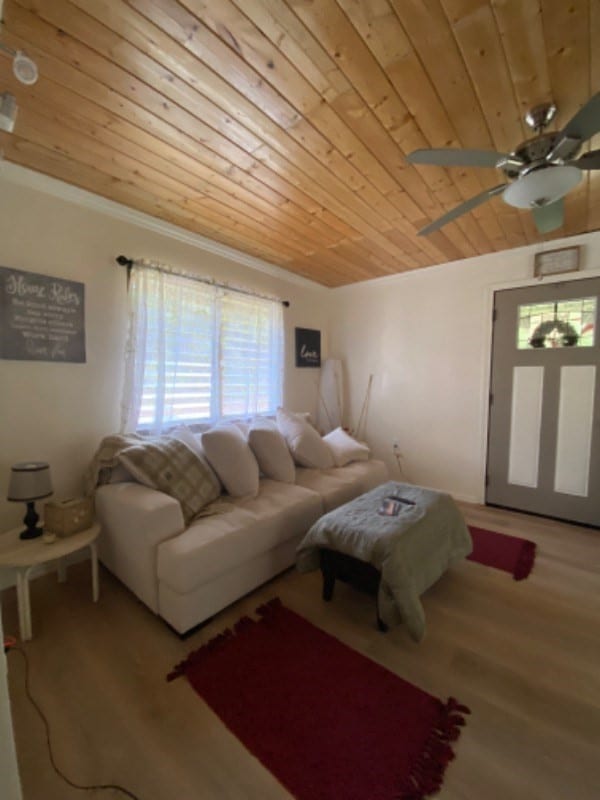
[95,482,185,613]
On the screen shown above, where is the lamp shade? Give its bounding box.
[7,462,53,502]
[503,166,581,209]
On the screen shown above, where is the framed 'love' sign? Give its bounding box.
[295,327,321,368]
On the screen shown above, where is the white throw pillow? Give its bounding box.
[232,421,250,437]
[276,408,334,469]
[323,427,370,467]
[170,425,205,459]
[201,424,260,497]
[248,417,295,483]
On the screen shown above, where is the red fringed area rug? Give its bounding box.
[168,599,469,800]
[467,526,536,580]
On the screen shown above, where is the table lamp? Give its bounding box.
[7,462,53,540]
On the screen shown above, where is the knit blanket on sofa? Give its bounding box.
[83,433,145,495]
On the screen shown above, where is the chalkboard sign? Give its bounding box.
[295,327,321,368]
[0,266,86,363]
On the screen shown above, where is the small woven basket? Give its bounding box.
[44,497,94,537]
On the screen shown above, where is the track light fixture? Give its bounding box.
[0,41,38,85]
[0,89,16,132]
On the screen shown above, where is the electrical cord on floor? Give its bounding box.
[6,642,141,799]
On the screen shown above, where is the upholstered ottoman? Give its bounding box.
[296,481,472,640]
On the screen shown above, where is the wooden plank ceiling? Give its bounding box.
[0,0,598,286]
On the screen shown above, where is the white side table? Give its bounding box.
[0,521,100,641]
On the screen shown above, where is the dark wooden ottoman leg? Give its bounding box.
[320,548,336,601]
[376,583,389,632]
[376,611,389,632]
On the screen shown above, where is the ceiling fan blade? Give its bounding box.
[569,149,600,170]
[418,184,506,235]
[532,199,564,234]
[407,148,509,168]
[556,92,600,143]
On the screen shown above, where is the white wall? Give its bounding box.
[0,165,329,530]
[330,231,600,502]
[2,160,599,517]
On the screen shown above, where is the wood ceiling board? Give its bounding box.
[283,1,457,222]
[126,0,410,216]
[542,0,591,238]
[492,0,553,115]
[6,31,363,248]
[18,84,343,252]
[4,7,376,253]
[0,0,596,286]
[388,1,520,246]
[4,7,263,168]
[338,0,502,253]
[441,2,528,164]
[231,0,353,101]
[0,134,307,267]
[8,87,323,262]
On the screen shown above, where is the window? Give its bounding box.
[121,266,283,433]
[517,297,596,350]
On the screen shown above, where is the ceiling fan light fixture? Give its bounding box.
[503,166,581,209]
[524,102,557,132]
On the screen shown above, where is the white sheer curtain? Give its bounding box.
[121,265,283,434]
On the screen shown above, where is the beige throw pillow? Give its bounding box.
[276,408,334,469]
[248,417,295,483]
[323,427,370,467]
[201,424,260,497]
[118,438,221,524]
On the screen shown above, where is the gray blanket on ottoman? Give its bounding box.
[296,481,472,641]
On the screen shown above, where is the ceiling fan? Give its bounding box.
[407,92,600,236]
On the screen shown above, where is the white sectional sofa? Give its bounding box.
[94,426,388,634]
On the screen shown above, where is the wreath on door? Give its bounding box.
[529,319,579,348]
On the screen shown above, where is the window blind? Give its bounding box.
[219,292,283,419]
[121,266,283,434]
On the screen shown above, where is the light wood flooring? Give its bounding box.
[2,503,599,800]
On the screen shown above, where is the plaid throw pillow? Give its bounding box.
[119,439,221,524]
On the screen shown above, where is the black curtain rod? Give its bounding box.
[116,255,290,307]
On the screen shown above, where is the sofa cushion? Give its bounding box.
[295,459,389,512]
[330,459,389,494]
[118,438,221,524]
[276,407,334,469]
[157,480,323,593]
[294,467,361,512]
[248,417,295,483]
[323,427,370,467]
[201,424,260,497]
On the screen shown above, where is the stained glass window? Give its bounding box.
[517,297,596,349]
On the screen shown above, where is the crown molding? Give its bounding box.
[0,160,324,291]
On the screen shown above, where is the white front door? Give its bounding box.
[486,277,599,526]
